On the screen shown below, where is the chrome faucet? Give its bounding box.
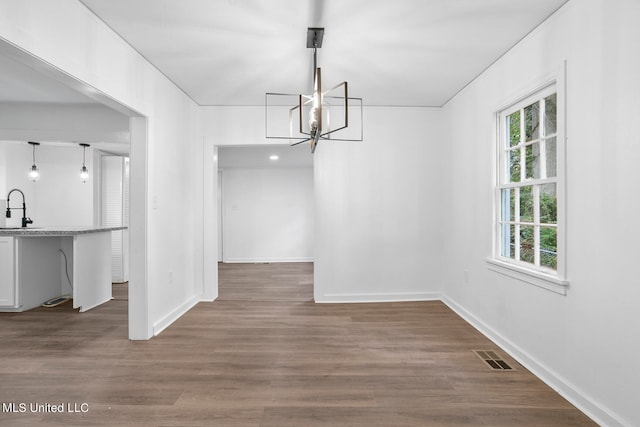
[5,189,33,228]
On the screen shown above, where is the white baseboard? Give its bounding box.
[222,257,314,263]
[315,292,441,304]
[78,296,112,313]
[153,296,199,336]
[442,296,626,427]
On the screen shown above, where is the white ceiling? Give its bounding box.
[80,0,568,107]
[0,0,568,160]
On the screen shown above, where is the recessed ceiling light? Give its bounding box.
[269,155,279,160]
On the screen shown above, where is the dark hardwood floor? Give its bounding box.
[0,262,595,426]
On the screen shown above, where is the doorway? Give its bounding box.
[0,39,147,339]
[216,145,314,300]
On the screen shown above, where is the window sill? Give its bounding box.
[486,258,569,295]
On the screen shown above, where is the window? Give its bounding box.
[492,82,566,289]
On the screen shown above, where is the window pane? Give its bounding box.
[525,101,540,141]
[509,224,516,259]
[544,93,557,136]
[508,110,521,147]
[501,189,514,222]
[525,143,541,179]
[500,223,515,259]
[540,227,557,270]
[508,148,520,183]
[540,183,557,224]
[545,137,557,178]
[519,186,534,222]
[498,89,560,275]
[520,226,535,264]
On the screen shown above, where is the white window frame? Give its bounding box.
[488,66,568,294]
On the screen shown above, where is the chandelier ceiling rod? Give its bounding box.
[308,27,323,78]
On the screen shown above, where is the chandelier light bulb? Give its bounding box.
[28,164,40,182]
[309,107,318,132]
[80,165,90,183]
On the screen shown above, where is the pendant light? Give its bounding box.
[27,141,41,182]
[79,143,90,183]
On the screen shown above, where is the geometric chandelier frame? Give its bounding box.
[265,28,363,153]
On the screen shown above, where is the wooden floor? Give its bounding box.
[0,262,595,426]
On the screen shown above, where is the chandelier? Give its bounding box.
[265,28,363,153]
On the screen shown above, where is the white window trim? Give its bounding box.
[486,258,568,295]
[488,62,568,294]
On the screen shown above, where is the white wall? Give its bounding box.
[0,1,202,339]
[441,1,640,426]
[202,106,269,147]
[201,106,445,303]
[314,107,445,302]
[1,141,93,227]
[0,144,7,225]
[221,167,313,263]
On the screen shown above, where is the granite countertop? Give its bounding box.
[0,226,127,236]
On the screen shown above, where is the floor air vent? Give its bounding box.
[472,350,514,370]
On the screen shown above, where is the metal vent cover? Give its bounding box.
[473,350,515,370]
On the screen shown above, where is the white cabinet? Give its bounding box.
[1,228,119,312]
[0,236,17,308]
[16,237,65,311]
[1,236,62,311]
